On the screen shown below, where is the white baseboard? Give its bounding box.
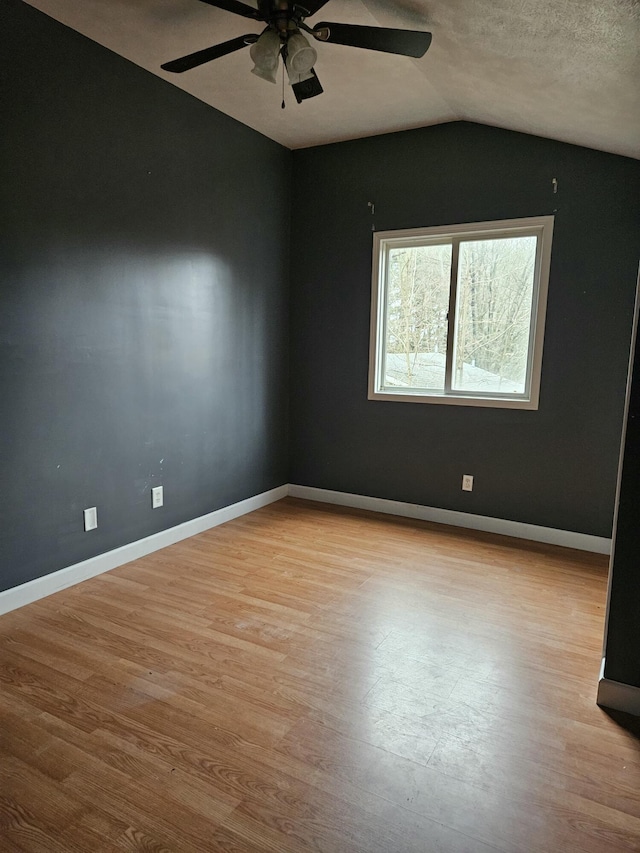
[597,658,640,716]
[0,485,288,616]
[288,484,612,554]
[1,482,611,617]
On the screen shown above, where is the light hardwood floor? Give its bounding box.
[1,497,639,852]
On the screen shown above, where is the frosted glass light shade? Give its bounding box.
[250,30,281,84]
[286,32,317,75]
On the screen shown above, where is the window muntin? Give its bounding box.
[369,217,553,409]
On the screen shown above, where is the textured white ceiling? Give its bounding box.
[24,0,640,157]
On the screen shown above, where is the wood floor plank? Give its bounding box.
[2,498,638,852]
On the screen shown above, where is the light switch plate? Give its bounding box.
[84,506,98,531]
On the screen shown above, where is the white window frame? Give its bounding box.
[368,215,554,409]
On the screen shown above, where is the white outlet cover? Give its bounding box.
[83,506,98,531]
[151,486,164,508]
[462,475,474,492]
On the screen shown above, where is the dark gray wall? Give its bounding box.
[290,122,640,538]
[0,0,290,593]
[604,282,640,687]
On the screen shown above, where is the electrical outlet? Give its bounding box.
[462,474,474,492]
[151,485,164,508]
[84,506,98,531]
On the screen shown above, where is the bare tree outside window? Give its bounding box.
[453,236,536,394]
[385,244,451,390]
[370,217,553,408]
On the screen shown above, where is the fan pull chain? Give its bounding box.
[281,60,285,109]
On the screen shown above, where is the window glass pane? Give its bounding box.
[383,243,452,391]
[452,236,537,395]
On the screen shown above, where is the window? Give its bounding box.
[368,216,553,409]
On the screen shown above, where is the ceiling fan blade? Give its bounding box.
[293,1,331,16]
[291,68,324,103]
[196,0,262,19]
[312,22,432,58]
[161,35,257,73]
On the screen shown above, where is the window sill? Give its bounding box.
[368,389,539,409]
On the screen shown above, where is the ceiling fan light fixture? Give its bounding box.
[285,32,317,75]
[250,29,281,84]
[161,1,434,103]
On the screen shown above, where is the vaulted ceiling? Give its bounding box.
[24,0,640,158]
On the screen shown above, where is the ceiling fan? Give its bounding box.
[161,0,432,103]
